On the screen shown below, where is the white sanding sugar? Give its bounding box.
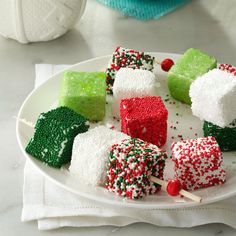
[69,126,129,186]
[112,68,157,117]
[190,68,236,127]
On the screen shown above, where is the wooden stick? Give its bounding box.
[14,116,35,128]
[150,176,202,203]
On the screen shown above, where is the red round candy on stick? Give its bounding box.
[166,179,182,196]
[161,58,174,72]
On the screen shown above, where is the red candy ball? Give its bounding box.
[166,179,182,196]
[161,58,174,72]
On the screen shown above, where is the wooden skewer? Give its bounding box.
[150,176,202,203]
[14,116,35,128]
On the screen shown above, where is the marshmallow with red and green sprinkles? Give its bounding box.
[106,46,155,94]
[105,138,167,199]
[171,137,226,191]
[219,63,236,76]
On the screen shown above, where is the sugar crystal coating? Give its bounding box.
[168,48,217,104]
[59,71,106,121]
[69,126,129,186]
[106,138,167,199]
[201,64,236,150]
[190,68,236,127]
[171,137,226,191]
[106,46,155,94]
[25,107,89,168]
[112,68,157,117]
[120,96,168,147]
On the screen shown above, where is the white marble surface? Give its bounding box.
[1,0,236,234]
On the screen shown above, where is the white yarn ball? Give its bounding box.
[0,0,86,43]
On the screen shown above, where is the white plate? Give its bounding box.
[16,52,236,209]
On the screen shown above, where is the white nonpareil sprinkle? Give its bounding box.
[112,68,157,117]
[69,126,129,186]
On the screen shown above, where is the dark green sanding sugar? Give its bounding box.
[25,106,89,168]
[203,120,236,151]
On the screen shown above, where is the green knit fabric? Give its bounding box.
[97,0,191,20]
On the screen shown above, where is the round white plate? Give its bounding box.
[16,52,236,209]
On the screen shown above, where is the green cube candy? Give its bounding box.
[25,107,89,168]
[59,71,106,121]
[167,48,217,104]
[203,120,236,151]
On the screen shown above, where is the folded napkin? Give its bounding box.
[22,64,236,230]
[97,0,190,20]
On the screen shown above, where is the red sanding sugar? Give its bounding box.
[171,137,226,191]
[120,96,168,147]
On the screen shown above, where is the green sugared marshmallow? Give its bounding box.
[25,107,89,168]
[167,48,217,104]
[203,120,236,151]
[59,71,106,121]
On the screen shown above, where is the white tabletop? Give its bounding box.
[1,0,236,234]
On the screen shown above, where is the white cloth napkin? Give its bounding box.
[22,64,236,230]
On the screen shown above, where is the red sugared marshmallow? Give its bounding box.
[166,179,182,196]
[219,63,236,76]
[171,137,226,191]
[120,96,168,147]
[161,58,174,72]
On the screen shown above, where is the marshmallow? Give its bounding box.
[69,126,129,186]
[190,68,236,127]
[171,137,226,191]
[112,68,157,117]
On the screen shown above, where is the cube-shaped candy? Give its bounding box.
[112,68,157,117]
[106,46,155,94]
[105,138,167,199]
[203,120,236,151]
[59,71,106,121]
[171,137,226,191]
[120,96,168,147]
[168,48,217,104]
[25,107,89,168]
[190,68,236,127]
[69,126,129,186]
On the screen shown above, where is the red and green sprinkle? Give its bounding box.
[105,138,167,199]
[106,47,155,94]
[219,63,236,76]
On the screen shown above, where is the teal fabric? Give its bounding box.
[97,0,190,20]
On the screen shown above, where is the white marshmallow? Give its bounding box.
[112,68,157,117]
[69,126,129,186]
[190,68,236,127]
